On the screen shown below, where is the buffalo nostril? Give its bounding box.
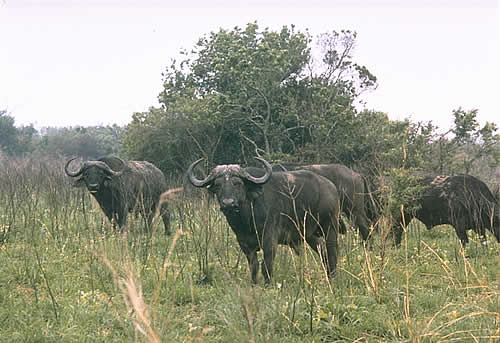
[222,198,236,208]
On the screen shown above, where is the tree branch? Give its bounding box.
[239,129,265,158]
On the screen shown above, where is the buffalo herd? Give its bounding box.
[65,156,500,283]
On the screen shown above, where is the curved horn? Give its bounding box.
[64,157,84,177]
[242,157,272,184]
[187,158,216,187]
[94,156,126,177]
[274,163,288,172]
[108,156,126,176]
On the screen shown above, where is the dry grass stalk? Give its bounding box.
[401,206,416,341]
[421,241,460,289]
[159,187,184,204]
[103,252,160,343]
[102,229,183,343]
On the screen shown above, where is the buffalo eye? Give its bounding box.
[231,177,243,186]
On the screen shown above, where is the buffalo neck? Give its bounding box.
[222,198,264,235]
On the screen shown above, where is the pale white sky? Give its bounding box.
[1,0,498,132]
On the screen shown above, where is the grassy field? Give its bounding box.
[0,157,498,342]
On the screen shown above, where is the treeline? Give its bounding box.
[0,110,123,159]
[2,23,499,182]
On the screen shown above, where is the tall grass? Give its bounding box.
[0,156,498,342]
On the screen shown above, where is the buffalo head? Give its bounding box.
[64,157,125,194]
[187,158,272,213]
[494,185,500,242]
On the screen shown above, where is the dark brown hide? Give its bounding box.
[188,158,340,283]
[65,156,170,234]
[378,174,500,246]
[274,163,371,241]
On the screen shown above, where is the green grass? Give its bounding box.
[0,158,498,342]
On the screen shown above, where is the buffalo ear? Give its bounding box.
[72,177,85,188]
[246,183,264,200]
[206,183,217,194]
[103,175,113,187]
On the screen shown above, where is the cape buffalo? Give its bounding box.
[386,174,500,246]
[274,163,371,241]
[187,158,341,283]
[65,156,171,234]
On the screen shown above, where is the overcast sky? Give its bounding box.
[1,0,498,133]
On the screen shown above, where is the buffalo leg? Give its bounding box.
[325,220,338,276]
[306,235,327,269]
[144,212,154,232]
[353,214,371,241]
[247,250,259,283]
[116,208,128,230]
[492,225,500,243]
[306,232,337,277]
[239,242,259,283]
[305,221,338,277]
[455,229,469,246]
[392,214,406,246]
[453,223,469,246]
[261,235,277,284]
[338,217,347,234]
[476,227,488,245]
[100,206,115,228]
[160,202,171,235]
[392,224,403,246]
[449,214,469,246]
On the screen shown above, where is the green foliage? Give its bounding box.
[453,107,480,143]
[121,23,498,180]
[124,23,378,174]
[35,125,123,159]
[16,124,38,155]
[159,22,315,161]
[352,108,499,179]
[330,110,433,174]
[379,168,429,218]
[450,107,500,174]
[401,107,500,179]
[0,110,38,156]
[0,110,18,155]
[341,110,410,172]
[122,99,231,176]
[0,110,124,159]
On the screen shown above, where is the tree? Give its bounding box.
[34,125,124,159]
[16,124,38,155]
[124,23,378,174]
[432,108,500,175]
[123,105,226,175]
[0,110,20,155]
[159,23,313,160]
[451,108,500,174]
[0,110,39,156]
[285,30,377,164]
